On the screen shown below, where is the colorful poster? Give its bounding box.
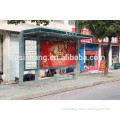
[25,40,37,70]
[99,60,106,71]
[81,29,91,43]
[41,41,76,68]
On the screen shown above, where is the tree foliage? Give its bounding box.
[77,20,120,39]
[7,20,49,26]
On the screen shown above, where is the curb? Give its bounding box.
[7,78,120,100]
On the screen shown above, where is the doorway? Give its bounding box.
[85,51,98,71]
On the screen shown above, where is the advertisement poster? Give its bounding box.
[99,60,106,71]
[81,29,91,43]
[25,40,37,70]
[41,41,76,68]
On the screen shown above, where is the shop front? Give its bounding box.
[80,29,99,72]
[85,44,99,71]
[93,36,120,68]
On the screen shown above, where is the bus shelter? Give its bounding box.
[19,27,93,85]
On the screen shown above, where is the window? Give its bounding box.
[112,46,119,63]
[51,20,64,24]
[68,20,75,25]
[0,36,3,73]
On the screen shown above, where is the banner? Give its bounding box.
[41,41,76,68]
[99,60,106,71]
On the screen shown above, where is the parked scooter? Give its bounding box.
[45,69,56,77]
[0,75,3,84]
[0,72,3,84]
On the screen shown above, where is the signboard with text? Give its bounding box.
[25,40,37,70]
[92,36,120,45]
[81,29,91,43]
[99,60,106,71]
[41,41,76,68]
[72,28,91,43]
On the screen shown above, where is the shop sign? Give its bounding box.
[81,29,91,43]
[92,36,120,45]
[41,41,76,68]
[103,37,118,43]
[99,60,106,71]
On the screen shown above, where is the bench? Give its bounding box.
[54,72,76,82]
[113,63,120,69]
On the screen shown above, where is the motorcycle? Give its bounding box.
[45,69,56,77]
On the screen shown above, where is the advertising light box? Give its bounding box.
[40,41,76,68]
[25,40,37,70]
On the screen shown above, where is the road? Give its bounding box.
[32,81,120,100]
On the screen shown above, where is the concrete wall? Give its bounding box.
[0,31,11,82]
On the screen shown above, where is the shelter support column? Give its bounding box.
[35,38,40,84]
[19,31,24,85]
[74,39,80,79]
[35,70,39,83]
[76,39,80,76]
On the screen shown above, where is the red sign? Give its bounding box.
[72,28,76,33]
[81,39,91,43]
[81,29,91,43]
[92,36,120,45]
[99,60,106,71]
[41,41,76,68]
[117,36,120,43]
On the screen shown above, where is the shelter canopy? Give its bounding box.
[23,27,93,43]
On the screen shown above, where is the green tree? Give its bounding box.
[77,20,120,76]
[7,20,49,26]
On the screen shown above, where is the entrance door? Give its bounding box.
[85,51,98,71]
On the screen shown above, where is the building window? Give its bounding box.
[112,46,119,63]
[51,20,64,24]
[0,36,3,73]
[68,20,75,25]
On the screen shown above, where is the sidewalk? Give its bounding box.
[0,69,120,100]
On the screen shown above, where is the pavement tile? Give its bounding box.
[0,69,120,100]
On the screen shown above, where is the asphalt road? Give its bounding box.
[33,81,120,100]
